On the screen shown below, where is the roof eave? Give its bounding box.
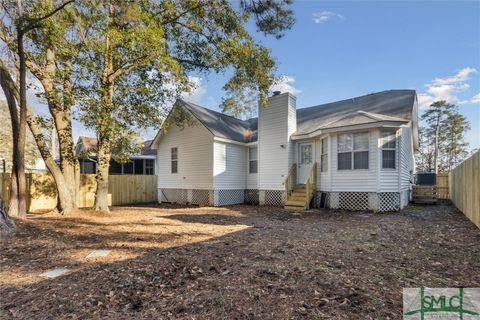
[292,120,409,140]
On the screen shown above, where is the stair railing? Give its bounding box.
[304,162,317,209]
[283,163,297,203]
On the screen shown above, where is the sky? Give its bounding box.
[183,0,480,151]
[2,1,480,150]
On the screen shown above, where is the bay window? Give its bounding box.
[321,137,328,172]
[381,131,396,169]
[337,132,369,170]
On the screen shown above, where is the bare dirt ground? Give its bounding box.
[1,202,479,319]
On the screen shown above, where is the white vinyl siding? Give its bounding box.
[258,93,296,190]
[331,130,377,192]
[400,126,414,191]
[316,135,331,191]
[156,120,213,190]
[378,129,399,192]
[213,141,247,190]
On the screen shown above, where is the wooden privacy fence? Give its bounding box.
[449,151,480,229]
[0,173,158,212]
[436,173,449,199]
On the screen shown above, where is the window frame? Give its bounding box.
[145,159,155,175]
[337,132,370,170]
[248,147,258,174]
[381,130,397,170]
[171,147,178,174]
[320,137,328,172]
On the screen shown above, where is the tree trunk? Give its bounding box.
[0,198,15,237]
[8,169,19,217]
[94,1,114,212]
[1,59,76,215]
[94,135,111,211]
[434,116,440,174]
[16,29,28,218]
[0,58,23,217]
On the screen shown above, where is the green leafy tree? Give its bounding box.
[77,0,295,211]
[1,0,84,215]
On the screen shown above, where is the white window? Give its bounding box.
[381,131,396,169]
[337,132,369,170]
[249,147,258,174]
[145,159,155,175]
[171,147,178,173]
[321,137,328,172]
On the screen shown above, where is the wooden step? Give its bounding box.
[285,205,306,211]
[291,191,307,197]
[285,199,307,207]
[288,194,307,201]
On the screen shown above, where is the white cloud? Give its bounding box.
[270,76,301,95]
[459,92,480,105]
[182,76,206,104]
[418,67,477,109]
[312,11,345,24]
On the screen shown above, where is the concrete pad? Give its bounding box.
[85,249,111,259]
[40,267,69,279]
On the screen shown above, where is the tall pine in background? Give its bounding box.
[418,100,470,173]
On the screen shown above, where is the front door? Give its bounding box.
[298,142,313,184]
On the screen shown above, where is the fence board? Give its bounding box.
[0,173,157,212]
[449,151,480,229]
[436,173,449,199]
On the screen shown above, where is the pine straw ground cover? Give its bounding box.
[1,203,479,319]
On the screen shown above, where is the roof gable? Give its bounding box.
[153,89,417,145]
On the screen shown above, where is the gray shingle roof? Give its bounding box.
[180,101,258,143]
[178,89,416,142]
[295,89,416,136]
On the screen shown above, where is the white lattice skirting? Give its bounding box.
[159,189,212,206]
[214,189,245,206]
[320,191,404,212]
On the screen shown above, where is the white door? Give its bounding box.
[298,143,313,184]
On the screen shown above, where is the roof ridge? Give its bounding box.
[298,89,415,111]
[181,99,257,123]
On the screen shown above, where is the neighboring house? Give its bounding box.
[76,136,156,175]
[152,89,418,211]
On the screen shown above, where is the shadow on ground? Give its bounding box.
[1,203,479,319]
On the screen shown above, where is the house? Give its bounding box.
[76,136,156,175]
[151,89,418,211]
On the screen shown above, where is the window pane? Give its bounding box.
[338,152,351,170]
[123,161,133,174]
[81,160,96,174]
[300,145,312,164]
[381,131,396,149]
[321,154,328,172]
[249,147,258,161]
[321,138,328,154]
[109,161,122,175]
[337,134,352,152]
[171,160,177,173]
[171,147,177,160]
[249,160,258,173]
[353,133,369,150]
[134,159,144,174]
[382,150,396,169]
[354,151,369,169]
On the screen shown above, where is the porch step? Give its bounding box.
[285,199,307,207]
[285,205,306,211]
